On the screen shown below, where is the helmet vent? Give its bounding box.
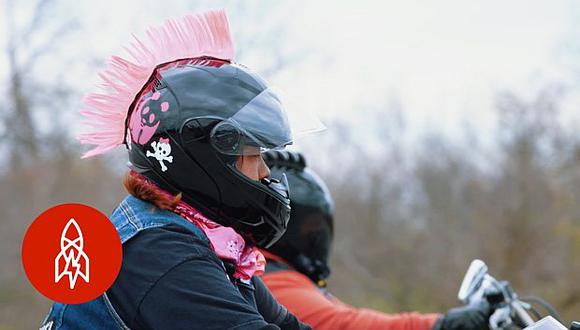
[263,150,306,171]
[153,78,163,90]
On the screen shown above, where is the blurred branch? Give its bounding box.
[335,246,393,298]
[2,0,78,166]
[22,21,80,70]
[19,0,55,43]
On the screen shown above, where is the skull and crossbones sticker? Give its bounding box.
[146,137,173,172]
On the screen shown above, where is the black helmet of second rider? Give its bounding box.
[263,150,334,287]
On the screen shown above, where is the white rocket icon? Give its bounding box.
[54,218,90,289]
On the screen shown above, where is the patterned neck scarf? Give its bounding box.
[172,201,265,281]
[132,172,265,281]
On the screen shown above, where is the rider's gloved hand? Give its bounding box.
[432,302,492,330]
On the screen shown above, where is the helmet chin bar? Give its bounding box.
[292,253,331,287]
[228,168,291,248]
[128,129,291,248]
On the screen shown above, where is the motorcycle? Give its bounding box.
[458,259,579,330]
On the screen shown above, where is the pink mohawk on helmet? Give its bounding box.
[78,9,234,158]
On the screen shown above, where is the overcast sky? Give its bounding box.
[2,0,580,155]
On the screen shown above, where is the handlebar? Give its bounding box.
[458,259,575,329]
[512,300,535,328]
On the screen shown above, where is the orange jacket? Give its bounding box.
[261,254,440,330]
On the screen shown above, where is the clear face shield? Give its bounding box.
[198,86,324,247]
[210,87,325,156]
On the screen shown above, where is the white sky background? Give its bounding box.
[1,0,580,164]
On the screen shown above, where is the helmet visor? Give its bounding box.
[210,87,325,156]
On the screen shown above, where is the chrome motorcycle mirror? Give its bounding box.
[458,259,488,303]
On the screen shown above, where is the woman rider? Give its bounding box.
[41,10,313,330]
[260,150,492,330]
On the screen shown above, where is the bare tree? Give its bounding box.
[2,0,79,167]
[314,88,580,323]
[0,2,114,329]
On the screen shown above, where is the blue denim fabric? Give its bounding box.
[40,195,208,330]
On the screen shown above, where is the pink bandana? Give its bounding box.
[130,172,265,280]
[172,202,265,281]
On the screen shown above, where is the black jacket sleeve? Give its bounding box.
[252,276,311,330]
[108,224,279,330]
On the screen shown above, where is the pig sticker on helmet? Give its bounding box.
[129,91,170,145]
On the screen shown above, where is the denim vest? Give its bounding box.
[40,195,209,330]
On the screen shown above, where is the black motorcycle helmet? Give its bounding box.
[127,57,293,248]
[263,150,334,286]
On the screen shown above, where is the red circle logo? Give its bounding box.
[22,203,122,304]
